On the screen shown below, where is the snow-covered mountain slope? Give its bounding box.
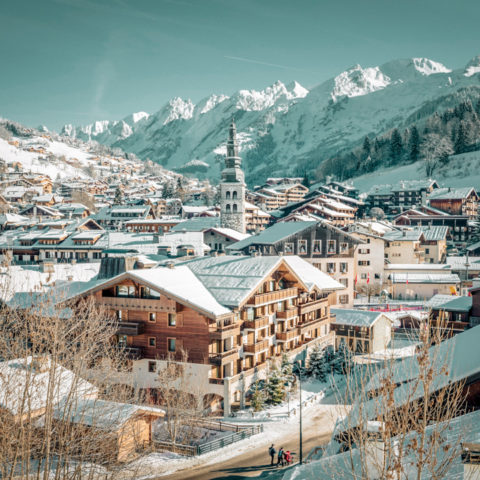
[61,55,480,184]
[352,150,480,194]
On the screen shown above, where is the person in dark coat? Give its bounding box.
[268,444,276,466]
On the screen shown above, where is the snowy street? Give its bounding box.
[131,400,348,480]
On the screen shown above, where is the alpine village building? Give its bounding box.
[72,122,347,414]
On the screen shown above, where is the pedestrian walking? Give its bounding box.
[285,450,292,465]
[277,447,285,467]
[268,444,276,466]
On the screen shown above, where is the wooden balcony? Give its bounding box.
[243,338,269,354]
[297,316,329,335]
[247,287,298,306]
[299,298,328,315]
[209,321,241,340]
[276,330,298,342]
[116,321,145,336]
[209,348,239,365]
[99,296,175,312]
[276,308,298,320]
[243,316,269,330]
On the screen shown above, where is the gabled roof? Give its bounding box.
[428,186,478,201]
[417,225,449,241]
[178,255,344,308]
[203,227,250,242]
[331,308,392,327]
[53,398,164,431]
[227,221,317,249]
[383,229,424,242]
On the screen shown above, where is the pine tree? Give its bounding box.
[250,380,265,412]
[389,128,403,164]
[307,345,323,377]
[454,122,467,154]
[113,186,124,205]
[281,353,293,379]
[308,346,328,382]
[408,126,420,163]
[266,366,286,405]
[362,136,371,160]
[302,172,310,188]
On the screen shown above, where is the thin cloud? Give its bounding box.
[224,55,305,71]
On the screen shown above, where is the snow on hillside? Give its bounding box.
[0,138,90,180]
[59,55,480,184]
[352,150,480,194]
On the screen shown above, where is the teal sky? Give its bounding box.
[1,0,479,130]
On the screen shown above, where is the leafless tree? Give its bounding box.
[328,313,468,479]
[153,350,207,446]
[0,284,147,479]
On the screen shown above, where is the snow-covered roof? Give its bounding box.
[428,186,477,200]
[114,267,231,318]
[0,356,98,417]
[385,263,451,271]
[180,255,344,308]
[204,227,250,242]
[228,221,317,249]
[389,273,460,284]
[331,308,391,327]
[53,398,164,431]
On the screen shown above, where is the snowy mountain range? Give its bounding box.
[61,55,480,184]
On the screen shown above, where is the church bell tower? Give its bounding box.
[220,120,246,233]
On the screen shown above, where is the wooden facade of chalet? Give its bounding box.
[83,262,335,384]
[429,189,479,219]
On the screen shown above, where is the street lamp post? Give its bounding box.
[297,361,303,464]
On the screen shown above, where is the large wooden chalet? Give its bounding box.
[76,255,344,414]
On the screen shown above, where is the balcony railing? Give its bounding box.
[298,298,328,315]
[209,321,240,339]
[116,321,145,336]
[276,330,298,342]
[247,287,298,306]
[243,338,269,354]
[297,316,329,334]
[99,296,175,312]
[276,308,298,320]
[208,348,238,365]
[243,316,269,330]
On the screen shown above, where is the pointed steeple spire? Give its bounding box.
[222,119,244,183]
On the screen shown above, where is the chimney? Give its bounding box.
[462,443,480,480]
[402,230,406,237]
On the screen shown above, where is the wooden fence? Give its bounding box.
[151,423,263,457]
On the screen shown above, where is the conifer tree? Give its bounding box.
[408,126,420,163]
[362,136,371,161]
[266,366,286,405]
[250,380,266,412]
[281,353,293,379]
[301,171,310,188]
[389,128,403,163]
[454,122,467,154]
[113,186,124,205]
